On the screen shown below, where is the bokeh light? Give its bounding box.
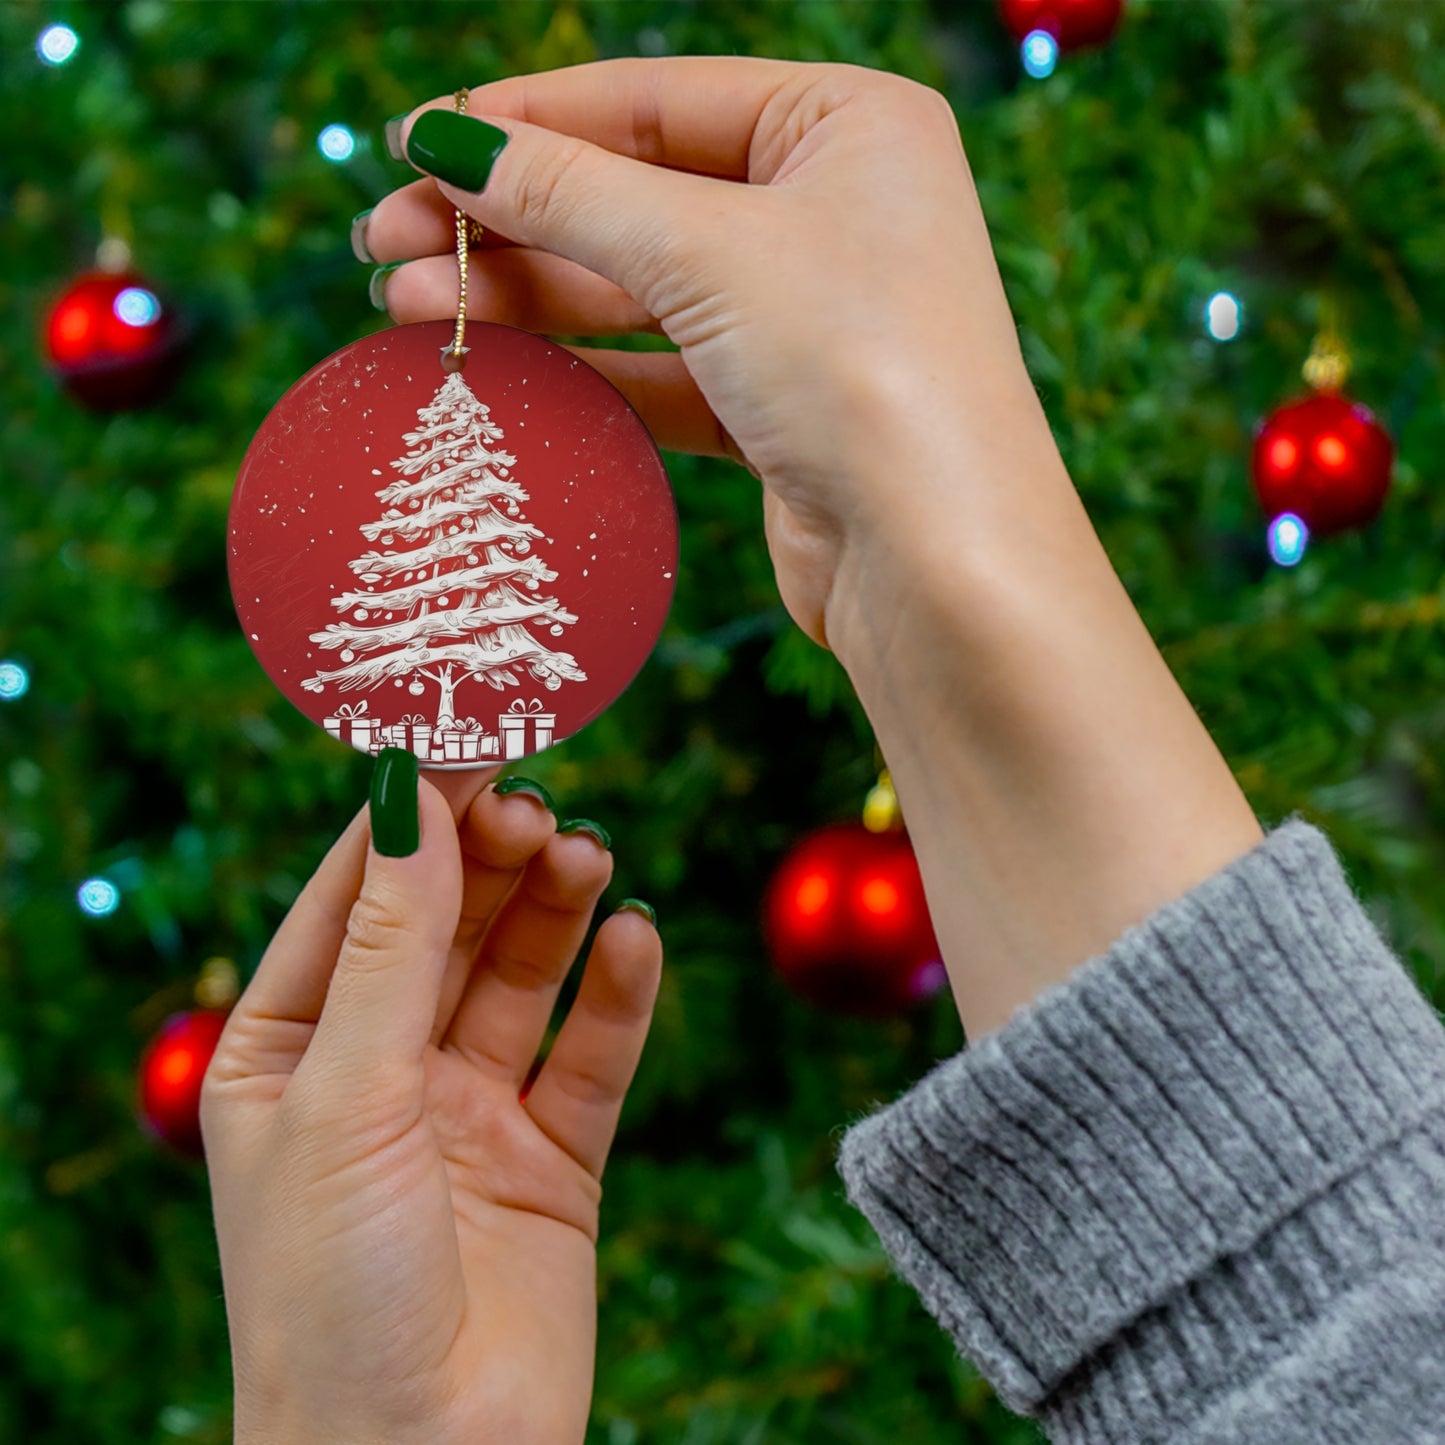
[1205,291,1242,341]
[77,878,121,917]
[0,660,29,701]
[1267,512,1309,567]
[37,24,79,66]
[318,124,356,162]
[114,287,162,327]
[1021,30,1059,79]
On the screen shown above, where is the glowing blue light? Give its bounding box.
[38,24,79,65]
[1205,291,1242,342]
[78,878,121,917]
[0,661,29,700]
[318,124,356,162]
[114,287,161,327]
[1022,30,1059,79]
[1268,512,1309,567]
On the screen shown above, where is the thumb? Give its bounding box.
[397,105,740,317]
[303,752,462,1089]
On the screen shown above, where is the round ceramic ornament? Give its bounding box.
[228,317,678,768]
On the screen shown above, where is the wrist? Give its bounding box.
[824,408,1262,1040]
[822,351,1077,668]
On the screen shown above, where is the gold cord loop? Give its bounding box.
[442,87,481,372]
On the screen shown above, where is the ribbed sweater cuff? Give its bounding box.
[835,817,1445,1431]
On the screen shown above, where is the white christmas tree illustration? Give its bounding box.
[301,370,586,725]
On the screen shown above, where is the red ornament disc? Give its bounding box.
[229,320,678,767]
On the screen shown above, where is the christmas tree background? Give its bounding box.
[2,3,1443,1442]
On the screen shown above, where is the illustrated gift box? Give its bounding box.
[499,697,556,759]
[323,700,381,752]
[375,722,417,753]
[400,714,432,755]
[433,717,500,762]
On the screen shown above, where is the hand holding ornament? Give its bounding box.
[362,55,1055,661]
[203,760,660,1445]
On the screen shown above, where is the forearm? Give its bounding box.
[825,379,1263,1041]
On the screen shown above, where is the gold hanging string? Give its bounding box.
[442,87,486,372]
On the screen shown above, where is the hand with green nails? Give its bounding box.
[202,758,659,1445]
[352,57,1063,665]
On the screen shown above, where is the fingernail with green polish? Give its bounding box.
[405,110,510,193]
[617,898,657,926]
[370,747,420,858]
[350,208,375,264]
[369,261,404,311]
[558,818,612,851]
[493,775,556,813]
[384,113,409,162]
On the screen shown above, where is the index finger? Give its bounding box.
[409,54,811,182]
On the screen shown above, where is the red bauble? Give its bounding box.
[137,1009,230,1157]
[763,822,945,1018]
[998,0,1124,49]
[1251,392,1394,538]
[44,269,183,410]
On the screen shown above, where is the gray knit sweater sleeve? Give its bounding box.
[835,817,1445,1443]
